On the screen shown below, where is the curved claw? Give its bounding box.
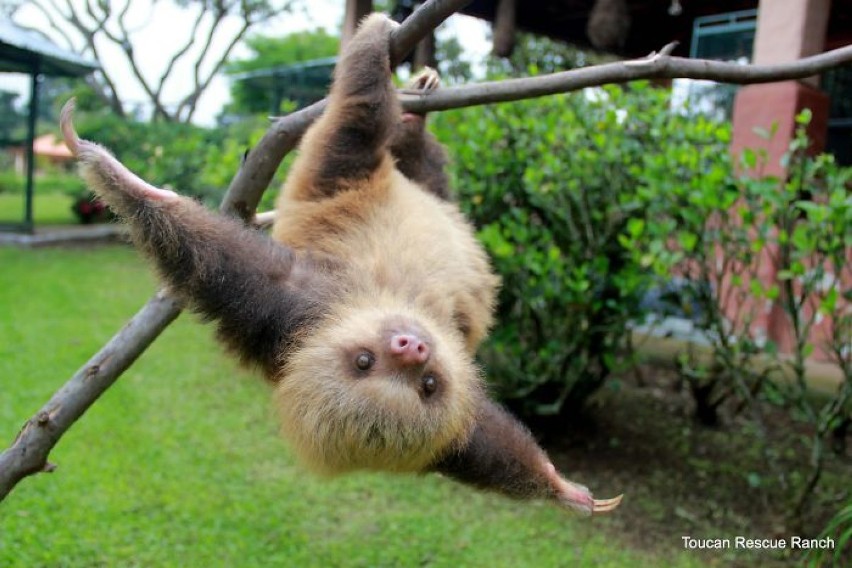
[401,66,441,95]
[60,98,179,203]
[592,494,624,514]
[545,461,623,516]
[411,66,441,92]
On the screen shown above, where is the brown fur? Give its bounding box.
[389,69,451,200]
[271,15,498,472]
[60,13,620,515]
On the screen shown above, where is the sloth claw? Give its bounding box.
[412,66,440,92]
[592,494,624,514]
[61,99,179,203]
[402,66,441,94]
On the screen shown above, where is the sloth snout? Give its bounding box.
[389,334,430,366]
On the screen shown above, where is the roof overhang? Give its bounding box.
[0,19,98,77]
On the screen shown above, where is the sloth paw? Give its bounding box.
[406,66,441,93]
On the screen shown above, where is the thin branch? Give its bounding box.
[189,3,229,100]
[178,12,253,122]
[399,43,852,113]
[154,6,207,102]
[27,0,76,50]
[56,0,125,116]
[101,1,172,120]
[231,42,852,221]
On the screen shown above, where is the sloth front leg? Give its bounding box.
[391,67,451,200]
[432,400,623,515]
[61,101,329,374]
[290,14,401,200]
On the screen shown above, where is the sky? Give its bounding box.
[5,0,491,125]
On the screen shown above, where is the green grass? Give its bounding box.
[0,245,707,567]
[0,193,79,226]
[0,192,76,225]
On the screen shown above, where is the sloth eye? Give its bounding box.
[354,352,375,372]
[421,375,438,396]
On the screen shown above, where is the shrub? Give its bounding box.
[433,83,728,416]
[632,108,851,523]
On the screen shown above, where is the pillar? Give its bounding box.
[730,0,832,177]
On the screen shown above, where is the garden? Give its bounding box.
[1,82,849,566]
[1,4,850,566]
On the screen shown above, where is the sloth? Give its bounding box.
[60,13,621,515]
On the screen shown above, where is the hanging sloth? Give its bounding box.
[61,13,622,516]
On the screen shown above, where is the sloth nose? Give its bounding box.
[389,334,430,366]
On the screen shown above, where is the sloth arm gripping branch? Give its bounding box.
[60,101,330,376]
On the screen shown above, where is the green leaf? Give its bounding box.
[795,108,813,125]
[627,217,645,238]
[820,287,838,314]
[679,232,698,252]
[766,284,779,300]
[741,147,757,169]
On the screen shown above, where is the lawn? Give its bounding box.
[0,245,708,567]
[0,192,76,226]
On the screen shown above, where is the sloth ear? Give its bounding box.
[62,99,330,375]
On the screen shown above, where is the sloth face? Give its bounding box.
[275,306,481,474]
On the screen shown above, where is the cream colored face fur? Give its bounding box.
[274,301,481,474]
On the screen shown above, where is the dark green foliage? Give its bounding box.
[487,32,614,77]
[433,83,712,416]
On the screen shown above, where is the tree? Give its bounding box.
[5,0,297,123]
[224,28,339,115]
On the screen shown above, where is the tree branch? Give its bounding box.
[100,0,173,120]
[53,0,126,116]
[224,40,852,220]
[155,6,207,104]
[0,292,181,499]
[398,42,852,113]
[178,9,254,123]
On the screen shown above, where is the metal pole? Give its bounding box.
[23,60,40,233]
